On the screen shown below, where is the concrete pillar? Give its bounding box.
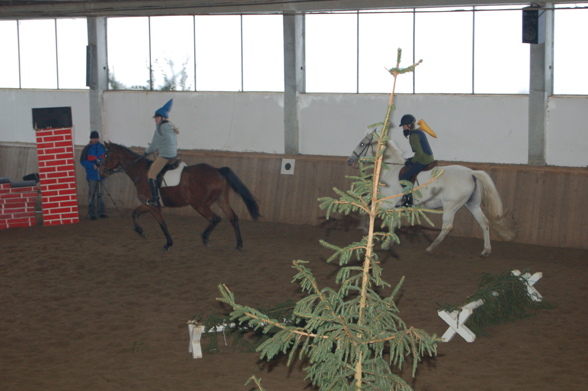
[283,13,305,155]
[87,17,108,139]
[528,4,553,166]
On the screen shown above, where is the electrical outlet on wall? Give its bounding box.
[281,159,295,175]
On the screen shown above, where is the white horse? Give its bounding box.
[347,132,516,257]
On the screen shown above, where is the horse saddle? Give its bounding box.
[157,159,187,188]
[399,161,438,184]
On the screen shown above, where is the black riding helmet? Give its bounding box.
[399,114,416,126]
[400,114,416,137]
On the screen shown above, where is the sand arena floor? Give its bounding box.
[1,211,587,390]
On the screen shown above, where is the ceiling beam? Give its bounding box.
[2,1,580,20]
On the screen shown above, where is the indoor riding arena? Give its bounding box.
[1,1,587,391]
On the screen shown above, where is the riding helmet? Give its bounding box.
[399,114,416,126]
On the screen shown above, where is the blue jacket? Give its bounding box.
[80,142,106,181]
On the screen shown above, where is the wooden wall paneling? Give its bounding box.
[2,144,587,250]
[572,172,588,247]
[549,173,567,247]
[514,168,538,245]
[536,170,552,246]
[0,145,39,181]
[487,165,516,242]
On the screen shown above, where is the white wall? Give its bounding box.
[299,93,529,164]
[1,89,587,167]
[546,96,588,167]
[0,89,90,145]
[102,91,285,154]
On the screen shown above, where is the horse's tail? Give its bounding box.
[218,167,261,220]
[473,170,517,241]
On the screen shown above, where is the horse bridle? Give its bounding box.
[100,150,142,176]
[352,133,376,161]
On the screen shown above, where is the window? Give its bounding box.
[358,10,414,93]
[415,8,473,94]
[56,18,88,89]
[107,17,150,89]
[1,7,588,95]
[242,14,284,92]
[554,4,588,94]
[0,20,19,88]
[19,19,58,89]
[150,15,195,91]
[306,12,358,93]
[195,15,241,91]
[0,18,87,89]
[474,6,529,94]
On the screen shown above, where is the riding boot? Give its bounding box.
[401,193,413,207]
[148,178,160,207]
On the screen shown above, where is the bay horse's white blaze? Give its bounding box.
[347,132,516,257]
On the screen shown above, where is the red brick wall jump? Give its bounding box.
[35,127,79,226]
[0,181,38,229]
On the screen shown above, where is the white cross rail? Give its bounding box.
[438,270,543,343]
[188,322,235,359]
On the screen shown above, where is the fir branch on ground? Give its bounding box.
[438,271,552,337]
[194,298,297,354]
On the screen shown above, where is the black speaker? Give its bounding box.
[522,6,545,44]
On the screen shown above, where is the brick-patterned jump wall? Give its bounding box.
[35,127,79,226]
[0,178,38,229]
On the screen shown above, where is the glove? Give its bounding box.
[404,158,413,166]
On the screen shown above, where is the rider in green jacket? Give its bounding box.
[399,114,434,207]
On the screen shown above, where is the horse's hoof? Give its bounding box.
[235,244,243,250]
[481,250,491,257]
[163,245,171,251]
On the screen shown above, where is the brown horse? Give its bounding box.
[98,142,260,250]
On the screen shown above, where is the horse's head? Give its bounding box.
[347,133,376,168]
[347,128,406,168]
[98,141,123,178]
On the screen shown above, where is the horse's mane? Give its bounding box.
[368,126,405,164]
[383,139,404,164]
[106,141,145,159]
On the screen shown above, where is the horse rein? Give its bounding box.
[354,133,402,167]
[101,151,143,176]
[353,134,376,160]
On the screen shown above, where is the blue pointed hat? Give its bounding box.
[154,99,173,118]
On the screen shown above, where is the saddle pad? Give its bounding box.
[161,162,187,188]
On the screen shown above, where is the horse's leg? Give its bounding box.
[191,204,222,247]
[134,204,173,250]
[215,200,243,250]
[202,214,222,247]
[132,205,151,238]
[466,203,492,257]
[426,205,459,254]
